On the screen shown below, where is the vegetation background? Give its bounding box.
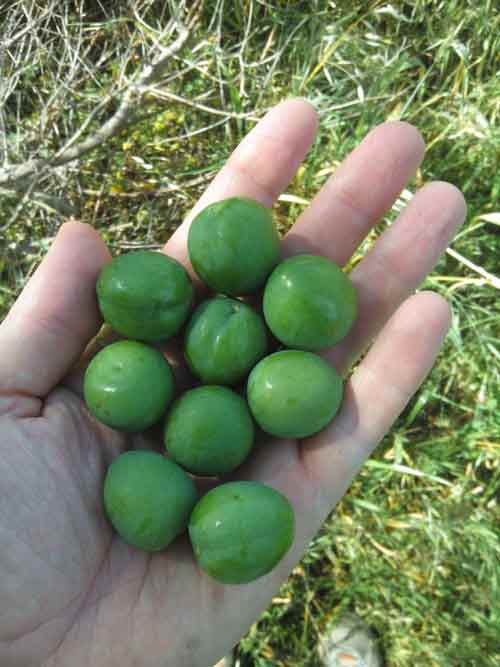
[0,1,498,665]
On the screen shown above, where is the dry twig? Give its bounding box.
[0,1,196,222]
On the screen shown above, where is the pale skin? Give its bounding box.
[0,99,466,667]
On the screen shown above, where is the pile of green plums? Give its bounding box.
[84,196,357,584]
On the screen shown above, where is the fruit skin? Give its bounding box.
[263,254,357,351]
[184,296,268,385]
[188,481,294,584]
[104,451,198,552]
[187,197,281,295]
[247,350,343,438]
[164,385,254,476]
[83,340,174,431]
[96,250,193,342]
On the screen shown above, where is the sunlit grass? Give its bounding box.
[0,1,498,665]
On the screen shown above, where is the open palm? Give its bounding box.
[0,100,465,667]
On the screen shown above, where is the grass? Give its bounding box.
[1,1,499,665]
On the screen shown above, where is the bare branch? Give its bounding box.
[0,19,190,189]
[138,23,190,87]
[1,7,51,50]
[151,117,229,144]
[144,88,262,121]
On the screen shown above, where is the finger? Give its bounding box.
[328,181,466,374]
[0,221,110,401]
[302,291,452,510]
[282,121,425,263]
[164,98,319,266]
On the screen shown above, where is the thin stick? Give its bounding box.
[446,247,500,290]
[0,24,190,188]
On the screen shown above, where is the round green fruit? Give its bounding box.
[84,340,174,431]
[187,197,281,295]
[104,451,198,552]
[164,385,254,476]
[184,296,267,385]
[247,350,343,438]
[96,250,193,342]
[263,254,357,351]
[189,481,294,584]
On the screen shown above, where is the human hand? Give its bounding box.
[0,99,466,667]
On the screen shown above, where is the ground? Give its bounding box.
[0,2,498,665]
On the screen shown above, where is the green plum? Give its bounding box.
[84,340,174,431]
[104,451,198,552]
[189,481,294,584]
[247,350,343,438]
[184,296,268,385]
[263,254,357,351]
[187,197,281,295]
[164,385,254,476]
[96,250,193,341]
